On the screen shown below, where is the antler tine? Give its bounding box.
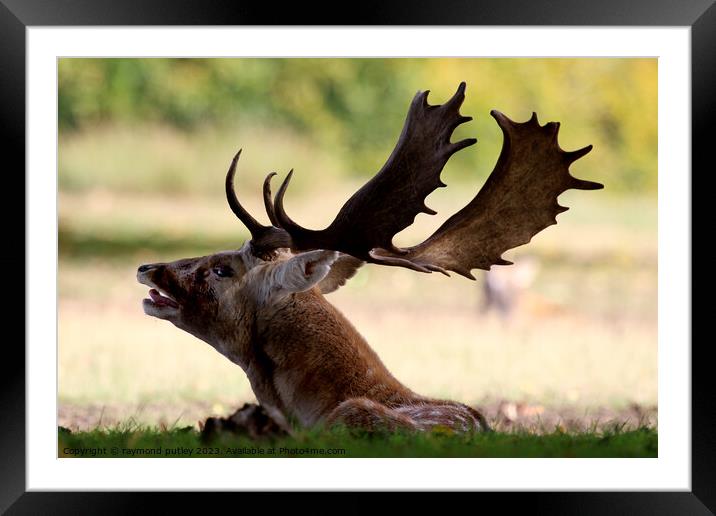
[225,150,265,235]
[225,150,293,253]
[490,109,514,129]
[564,144,594,163]
[263,172,280,226]
[274,170,320,232]
[274,170,299,229]
[443,81,467,111]
[447,138,478,157]
[417,89,431,107]
[570,177,604,190]
[272,170,324,249]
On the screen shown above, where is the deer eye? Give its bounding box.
[212,265,234,278]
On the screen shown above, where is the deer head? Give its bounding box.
[137,245,356,364]
[137,82,601,432]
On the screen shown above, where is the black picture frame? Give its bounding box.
[3,0,709,513]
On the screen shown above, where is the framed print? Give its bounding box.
[4,0,711,512]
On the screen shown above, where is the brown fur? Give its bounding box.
[137,244,489,433]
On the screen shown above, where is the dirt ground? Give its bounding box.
[58,400,656,434]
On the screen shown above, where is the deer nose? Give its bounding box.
[138,263,160,273]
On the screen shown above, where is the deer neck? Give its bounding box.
[239,290,413,426]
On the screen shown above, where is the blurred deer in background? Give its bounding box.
[481,255,539,319]
[137,82,601,433]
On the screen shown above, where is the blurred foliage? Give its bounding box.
[59,58,656,194]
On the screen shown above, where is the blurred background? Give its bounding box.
[58,58,657,431]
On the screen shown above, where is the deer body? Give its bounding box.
[137,82,600,434]
[138,246,487,432]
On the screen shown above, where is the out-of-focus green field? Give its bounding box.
[58,58,657,433]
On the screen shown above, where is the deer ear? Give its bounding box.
[271,250,340,295]
[318,253,364,294]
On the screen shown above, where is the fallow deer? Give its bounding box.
[137,82,602,433]
[481,256,539,319]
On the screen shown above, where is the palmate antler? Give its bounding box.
[226,81,603,278]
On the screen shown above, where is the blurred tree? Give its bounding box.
[58,58,656,193]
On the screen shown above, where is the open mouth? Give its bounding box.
[145,288,179,309]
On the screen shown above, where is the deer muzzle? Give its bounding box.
[137,263,181,318]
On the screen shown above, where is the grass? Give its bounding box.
[58,424,657,458]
